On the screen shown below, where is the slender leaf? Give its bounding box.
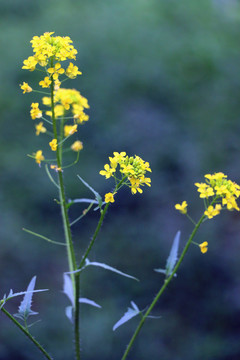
[15,276,48,320]
[165,231,181,277]
[113,302,140,331]
[63,274,74,306]
[77,175,102,208]
[79,298,101,308]
[66,259,139,281]
[65,306,73,323]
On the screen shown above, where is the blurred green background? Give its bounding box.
[1,0,240,359]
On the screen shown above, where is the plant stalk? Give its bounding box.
[121,213,206,360]
[1,307,53,360]
[50,73,80,360]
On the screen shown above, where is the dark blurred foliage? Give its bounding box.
[1,0,240,359]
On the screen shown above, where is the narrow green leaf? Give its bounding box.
[113,302,140,331]
[23,228,66,246]
[165,231,180,277]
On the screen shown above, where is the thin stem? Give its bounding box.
[50,70,80,360]
[78,176,127,270]
[121,213,206,360]
[1,307,53,360]
[78,202,110,269]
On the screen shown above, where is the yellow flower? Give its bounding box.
[20,82,32,93]
[71,140,83,152]
[175,201,188,214]
[199,241,208,254]
[35,122,46,136]
[39,76,52,88]
[105,193,115,203]
[204,204,222,219]
[34,150,44,165]
[47,63,65,80]
[50,165,62,172]
[64,124,78,137]
[30,103,42,120]
[22,56,38,71]
[49,139,58,151]
[66,62,82,79]
[99,164,116,179]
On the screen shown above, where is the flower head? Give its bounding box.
[199,241,208,254]
[30,103,42,120]
[105,193,115,203]
[64,124,78,137]
[39,76,52,88]
[71,140,83,152]
[35,122,46,136]
[20,82,32,93]
[175,201,188,214]
[195,173,240,218]
[34,150,44,165]
[49,139,58,151]
[100,152,151,195]
[66,62,82,79]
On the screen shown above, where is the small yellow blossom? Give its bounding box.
[204,204,222,219]
[20,82,32,93]
[99,164,116,179]
[65,62,82,79]
[199,241,208,254]
[105,193,115,203]
[30,103,42,120]
[35,122,46,136]
[47,63,65,80]
[39,76,52,88]
[64,124,78,137]
[71,140,83,152]
[175,201,188,214]
[49,139,58,151]
[22,56,38,71]
[34,150,44,165]
[50,165,62,172]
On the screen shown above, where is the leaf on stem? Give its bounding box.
[63,274,101,323]
[113,301,140,331]
[66,259,139,281]
[14,276,48,321]
[154,230,180,277]
[77,175,102,209]
[79,298,101,308]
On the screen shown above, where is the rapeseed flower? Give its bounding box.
[49,139,58,151]
[105,193,115,203]
[34,150,44,165]
[199,241,208,254]
[30,103,42,119]
[175,201,188,214]
[64,124,78,137]
[71,141,83,152]
[35,122,46,136]
[39,77,52,88]
[100,152,151,195]
[20,82,32,93]
[66,62,82,79]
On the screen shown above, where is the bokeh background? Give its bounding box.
[1,0,240,359]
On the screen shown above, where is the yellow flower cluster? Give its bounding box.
[23,32,78,70]
[175,172,240,220]
[195,172,240,218]
[43,88,89,124]
[100,152,151,194]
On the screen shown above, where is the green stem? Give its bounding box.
[121,213,206,360]
[78,176,127,270]
[1,307,53,360]
[78,202,110,269]
[50,70,80,360]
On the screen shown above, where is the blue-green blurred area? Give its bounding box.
[1,0,240,359]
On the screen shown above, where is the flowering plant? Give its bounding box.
[1,32,240,360]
